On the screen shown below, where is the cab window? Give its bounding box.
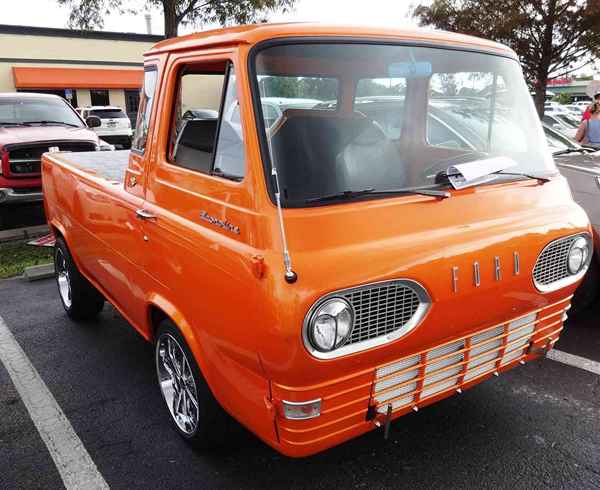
[169,62,245,181]
[132,67,158,153]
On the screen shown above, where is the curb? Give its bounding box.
[0,225,50,243]
[23,263,54,282]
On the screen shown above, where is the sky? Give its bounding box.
[2,0,424,35]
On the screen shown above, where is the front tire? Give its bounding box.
[54,237,104,320]
[155,320,228,448]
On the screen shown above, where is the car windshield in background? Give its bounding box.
[90,109,128,119]
[0,97,83,127]
[253,43,555,207]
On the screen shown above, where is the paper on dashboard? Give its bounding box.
[447,156,518,190]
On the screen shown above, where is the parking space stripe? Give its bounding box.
[548,349,600,376]
[0,315,108,490]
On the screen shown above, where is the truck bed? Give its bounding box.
[49,150,130,183]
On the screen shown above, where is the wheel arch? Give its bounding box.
[146,294,215,389]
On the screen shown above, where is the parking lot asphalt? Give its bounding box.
[0,276,599,489]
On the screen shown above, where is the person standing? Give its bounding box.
[576,98,600,147]
[582,90,600,121]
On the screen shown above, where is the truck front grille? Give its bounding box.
[7,141,97,176]
[372,311,542,413]
[344,282,422,345]
[533,235,577,287]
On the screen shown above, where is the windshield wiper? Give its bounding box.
[0,121,31,126]
[22,120,80,127]
[493,171,552,183]
[552,148,589,156]
[437,169,551,186]
[306,188,375,203]
[306,186,450,204]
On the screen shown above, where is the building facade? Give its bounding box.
[0,24,163,123]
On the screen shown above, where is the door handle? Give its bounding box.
[136,209,157,220]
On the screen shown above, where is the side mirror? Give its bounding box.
[86,116,101,128]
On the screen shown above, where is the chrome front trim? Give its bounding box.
[513,252,520,275]
[302,279,431,360]
[494,256,502,281]
[533,233,593,293]
[0,187,43,204]
[452,266,459,293]
[473,262,480,287]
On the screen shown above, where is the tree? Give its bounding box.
[58,0,297,39]
[552,92,572,104]
[413,0,600,116]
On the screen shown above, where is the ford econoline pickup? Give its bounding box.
[42,24,594,457]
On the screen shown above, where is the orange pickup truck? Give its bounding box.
[42,24,593,457]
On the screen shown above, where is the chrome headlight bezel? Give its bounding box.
[302,279,431,359]
[567,236,590,275]
[305,297,355,353]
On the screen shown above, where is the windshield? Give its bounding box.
[253,43,555,207]
[0,97,83,127]
[90,109,127,119]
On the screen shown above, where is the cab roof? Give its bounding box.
[147,22,517,59]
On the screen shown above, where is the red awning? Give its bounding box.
[12,66,143,89]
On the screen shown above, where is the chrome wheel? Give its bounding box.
[55,248,72,309]
[156,334,200,435]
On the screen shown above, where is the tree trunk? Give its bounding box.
[534,72,548,118]
[534,0,558,118]
[162,0,179,38]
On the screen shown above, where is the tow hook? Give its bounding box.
[528,338,555,356]
[368,404,394,440]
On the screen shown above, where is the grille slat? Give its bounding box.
[373,312,545,414]
[343,282,423,346]
[533,236,577,286]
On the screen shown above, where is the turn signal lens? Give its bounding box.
[281,399,321,420]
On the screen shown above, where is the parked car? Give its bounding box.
[543,123,599,310]
[78,106,132,149]
[0,93,107,205]
[42,24,592,458]
[542,113,578,139]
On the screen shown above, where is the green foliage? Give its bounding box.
[552,92,572,104]
[0,240,53,279]
[261,77,338,100]
[57,0,297,38]
[413,0,600,115]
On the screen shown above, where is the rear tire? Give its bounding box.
[54,237,104,321]
[571,257,599,317]
[155,320,229,449]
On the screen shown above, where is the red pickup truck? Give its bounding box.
[0,93,104,205]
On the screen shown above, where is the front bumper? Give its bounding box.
[271,297,570,457]
[0,187,43,204]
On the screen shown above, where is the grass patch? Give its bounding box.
[0,239,53,279]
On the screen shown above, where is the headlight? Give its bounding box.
[567,236,590,274]
[307,298,354,352]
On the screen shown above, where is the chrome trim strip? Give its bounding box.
[452,266,459,293]
[302,279,432,360]
[473,262,480,287]
[533,232,593,293]
[513,252,520,275]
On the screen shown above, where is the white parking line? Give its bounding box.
[0,315,108,490]
[548,349,600,376]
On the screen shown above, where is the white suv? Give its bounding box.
[77,106,132,149]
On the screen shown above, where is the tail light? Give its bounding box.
[0,146,8,176]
